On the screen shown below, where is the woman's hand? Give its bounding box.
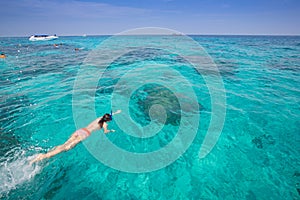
[113,110,122,115]
[104,129,115,134]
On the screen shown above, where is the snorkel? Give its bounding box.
[110,110,113,121]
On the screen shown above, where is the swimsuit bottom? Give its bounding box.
[74,128,91,139]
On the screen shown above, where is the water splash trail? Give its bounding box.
[0,149,41,198]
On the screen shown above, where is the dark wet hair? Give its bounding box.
[98,113,111,128]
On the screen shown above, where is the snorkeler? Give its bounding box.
[0,53,6,59]
[31,110,122,163]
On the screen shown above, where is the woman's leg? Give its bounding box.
[31,134,82,163]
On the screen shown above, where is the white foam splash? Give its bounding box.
[0,150,41,197]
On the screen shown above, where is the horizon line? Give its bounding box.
[1,33,300,38]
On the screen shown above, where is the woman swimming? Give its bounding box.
[31,110,122,163]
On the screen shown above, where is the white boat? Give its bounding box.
[29,34,58,41]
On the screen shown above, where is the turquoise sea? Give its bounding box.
[0,35,299,199]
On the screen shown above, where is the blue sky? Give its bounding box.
[1,0,300,36]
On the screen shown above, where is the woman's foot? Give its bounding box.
[30,153,47,164]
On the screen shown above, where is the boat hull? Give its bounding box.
[29,35,58,41]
